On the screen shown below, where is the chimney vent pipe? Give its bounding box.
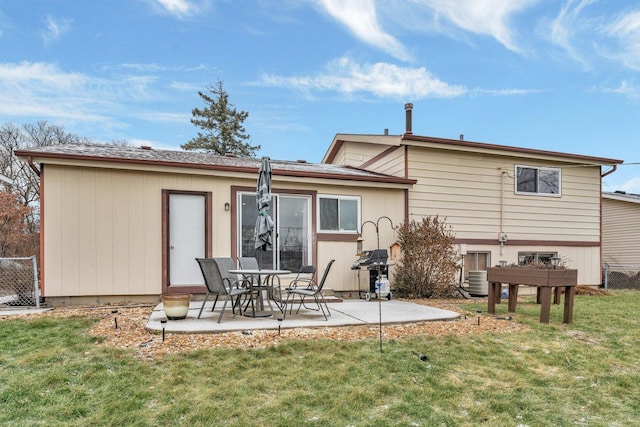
[404,103,413,134]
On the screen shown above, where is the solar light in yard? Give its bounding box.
[112,310,118,329]
[277,317,283,336]
[160,319,167,341]
[550,256,561,269]
[476,310,481,326]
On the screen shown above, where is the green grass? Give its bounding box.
[2,291,639,426]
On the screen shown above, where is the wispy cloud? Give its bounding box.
[145,0,209,19]
[620,176,640,194]
[597,80,640,98]
[547,0,594,69]
[472,88,545,96]
[0,61,181,124]
[260,56,466,99]
[314,0,411,61]
[409,0,539,55]
[600,9,640,71]
[41,15,72,44]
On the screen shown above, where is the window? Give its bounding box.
[518,252,557,265]
[318,195,360,232]
[515,165,561,196]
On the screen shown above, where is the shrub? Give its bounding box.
[394,216,459,298]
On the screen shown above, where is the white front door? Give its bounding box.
[169,193,205,286]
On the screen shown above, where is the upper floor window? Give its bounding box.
[515,165,561,196]
[318,195,360,233]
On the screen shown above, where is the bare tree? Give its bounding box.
[0,121,91,233]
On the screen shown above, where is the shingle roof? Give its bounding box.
[15,143,416,185]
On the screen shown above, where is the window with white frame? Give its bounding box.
[515,165,561,196]
[318,195,360,232]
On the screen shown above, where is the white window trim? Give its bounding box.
[514,164,562,197]
[317,194,361,233]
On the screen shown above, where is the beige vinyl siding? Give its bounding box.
[363,146,405,177]
[463,244,601,285]
[602,197,640,265]
[43,164,406,297]
[316,186,403,291]
[44,165,245,297]
[342,142,390,167]
[407,146,601,242]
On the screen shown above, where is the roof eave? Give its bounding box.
[401,134,624,165]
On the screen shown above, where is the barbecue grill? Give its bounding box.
[352,249,392,300]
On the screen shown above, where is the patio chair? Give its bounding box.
[284,260,335,320]
[280,265,316,313]
[196,258,252,323]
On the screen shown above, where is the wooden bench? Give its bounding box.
[487,267,578,324]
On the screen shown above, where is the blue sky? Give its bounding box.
[1,0,639,193]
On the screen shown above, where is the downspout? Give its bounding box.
[499,170,508,255]
[27,156,41,177]
[601,165,617,178]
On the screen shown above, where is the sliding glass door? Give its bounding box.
[238,193,311,271]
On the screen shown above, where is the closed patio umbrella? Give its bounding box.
[254,156,274,252]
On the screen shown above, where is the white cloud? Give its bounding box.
[598,80,640,98]
[620,176,640,194]
[0,61,171,124]
[410,0,539,55]
[260,56,466,99]
[600,9,640,71]
[314,0,411,61]
[547,0,594,69]
[41,15,72,44]
[146,0,209,19]
[472,88,545,96]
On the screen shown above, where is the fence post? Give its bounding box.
[30,256,40,309]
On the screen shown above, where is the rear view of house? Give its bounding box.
[323,104,624,287]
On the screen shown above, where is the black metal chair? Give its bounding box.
[284,260,334,320]
[280,265,316,313]
[196,258,252,323]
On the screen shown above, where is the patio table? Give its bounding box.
[229,269,291,317]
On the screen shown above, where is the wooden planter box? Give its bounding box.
[486,267,578,324]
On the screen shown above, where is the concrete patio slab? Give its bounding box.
[146,299,460,333]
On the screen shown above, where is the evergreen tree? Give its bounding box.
[182,80,259,157]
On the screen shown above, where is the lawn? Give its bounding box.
[1,291,639,426]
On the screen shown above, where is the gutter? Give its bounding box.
[601,165,617,178]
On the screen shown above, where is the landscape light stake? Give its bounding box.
[277,316,283,336]
[477,310,481,326]
[112,310,118,330]
[161,319,167,341]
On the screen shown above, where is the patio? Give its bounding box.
[146,298,461,333]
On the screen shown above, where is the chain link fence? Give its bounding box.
[0,257,40,308]
[603,263,640,290]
